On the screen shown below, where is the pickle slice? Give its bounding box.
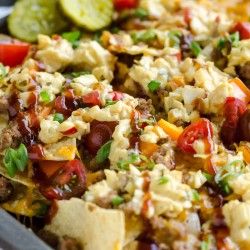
[59,0,113,31]
[8,0,68,42]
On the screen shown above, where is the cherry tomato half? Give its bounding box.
[178,118,213,154]
[39,159,87,200]
[223,97,247,122]
[231,22,250,40]
[55,91,78,117]
[109,91,124,101]
[85,120,118,155]
[113,0,138,9]
[0,35,30,67]
[82,91,101,107]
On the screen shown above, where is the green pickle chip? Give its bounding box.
[59,0,113,31]
[8,0,69,42]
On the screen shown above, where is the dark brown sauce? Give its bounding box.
[137,241,159,250]
[28,144,45,161]
[141,172,152,218]
[129,134,141,150]
[44,201,58,225]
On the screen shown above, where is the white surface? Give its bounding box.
[0,6,12,20]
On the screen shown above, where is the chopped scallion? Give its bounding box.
[0,63,6,81]
[112,196,124,206]
[103,100,118,108]
[158,176,169,185]
[168,30,182,47]
[3,143,28,178]
[3,148,17,178]
[96,140,113,164]
[148,80,161,92]
[135,8,148,19]
[191,40,202,57]
[192,189,200,201]
[62,31,81,48]
[40,91,51,102]
[53,113,64,123]
[217,37,226,50]
[230,31,239,47]
[203,172,212,183]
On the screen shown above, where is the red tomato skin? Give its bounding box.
[183,7,192,25]
[110,91,124,101]
[0,43,30,67]
[231,22,250,40]
[61,127,78,135]
[223,97,247,122]
[178,118,213,154]
[82,91,101,106]
[40,159,87,200]
[85,120,118,155]
[113,0,138,9]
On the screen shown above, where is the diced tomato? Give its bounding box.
[109,91,124,101]
[183,7,192,25]
[85,120,118,155]
[113,0,138,9]
[231,22,250,40]
[82,91,101,107]
[38,161,67,178]
[178,118,213,154]
[173,53,182,63]
[220,97,247,146]
[61,127,78,135]
[0,35,30,67]
[223,97,247,122]
[28,144,45,161]
[39,159,87,200]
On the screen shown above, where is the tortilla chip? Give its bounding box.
[124,214,143,246]
[43,138,76,161]
[0,182,46,217]
[123,241,139,250]
[45,198,126,250]
[0,161,36,188]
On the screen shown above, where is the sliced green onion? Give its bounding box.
[117,154,154,171]
[63,71,91,78]
[110,27,120,34]
[53,113,64,123]
[191,40,202,57]
[96,140,113,164]
[3,148,17,178]
[203,172,212,183]
[140,30,156,43]
[0,63,6,81]
[112,196,124,206]
[2,143,28,177]
[217,37,226,50]
[132,30,156,44]
[158,176,169,185]
[215,160,245,183]
[32,200,49,217]
[201,241,209,250]
[230,31,239,47]
[148,80,161,92]
[135,8,148,19]
[103,100,118,108]
[192,189,200,201]
[15,143,28,172]
[168,30,182,47]
[215,160,245,196]
[40,91,51,102]
[62,31,81,45]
